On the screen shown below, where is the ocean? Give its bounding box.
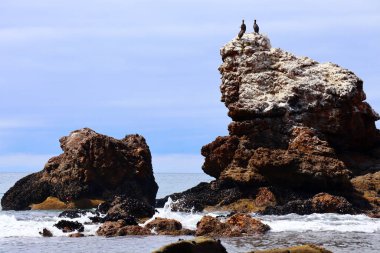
[0,173,379,253]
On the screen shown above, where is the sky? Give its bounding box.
[0,0,379,173]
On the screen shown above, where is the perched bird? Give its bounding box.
[238,19,246,39]
[253,19,259,34]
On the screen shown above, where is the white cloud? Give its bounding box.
[0,118,45,129]
[152,153,205,173]
[0,24,231,44]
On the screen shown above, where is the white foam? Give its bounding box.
[1,202,379,238]
[258,213,380,233]
[0,212,100,238]
[143,198,206,230]
[144,199,380,234]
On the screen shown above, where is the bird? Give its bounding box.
[253,19,259,34]
[238,19,246,39]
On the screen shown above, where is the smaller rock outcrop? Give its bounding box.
[196,213,270,237]
[1,128,158,210]
[96,220,152,237]
[145,217,195,236]
[249,244,333,253]
[96,220,127,237]
[152,237,228,253]
[351,172,380,217]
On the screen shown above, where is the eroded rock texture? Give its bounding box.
[160,34,380,216]
[1,128,158,210]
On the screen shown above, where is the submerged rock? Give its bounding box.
[152,237,228,253]
[249,244,333,253]
[1,128,158,210]
[68,232,85,238]
[39,228,53,237]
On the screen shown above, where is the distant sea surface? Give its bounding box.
[0,172,379,253]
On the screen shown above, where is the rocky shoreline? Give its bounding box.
[1,33,379,252]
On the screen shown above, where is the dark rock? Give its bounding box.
[156,180,243,212]
[54,220,84,233]
[152,237,228,253]
[261,193,355,215]
[101,214,138,224]
[101,195,155,220]
[1,128,158,210]
[96,202,111,214]
[39,228,53,237]
[261,200,313,215]
[58,209,93,219]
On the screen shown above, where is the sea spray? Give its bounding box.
[143,197,206,230]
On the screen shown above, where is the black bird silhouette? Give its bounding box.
[253,19,259,34]
[238,20,246,39]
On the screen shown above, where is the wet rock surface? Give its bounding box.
[1,128,158,210]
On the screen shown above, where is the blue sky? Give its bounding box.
[0,0,379,173]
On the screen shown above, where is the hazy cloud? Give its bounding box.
[0,153,54,172]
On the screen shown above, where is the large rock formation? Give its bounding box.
[159,33,380,215]
[1,128,158,210]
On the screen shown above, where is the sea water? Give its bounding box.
[0,173,379,253]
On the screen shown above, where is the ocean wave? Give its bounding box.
[0,198,379,238]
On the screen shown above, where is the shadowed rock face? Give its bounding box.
[1,128,158,210]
